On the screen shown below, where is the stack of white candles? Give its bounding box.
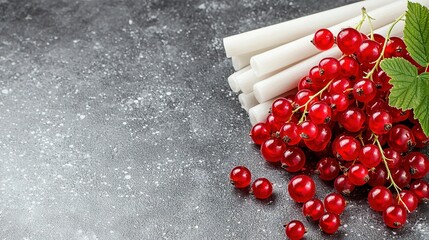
[222,0,424,126]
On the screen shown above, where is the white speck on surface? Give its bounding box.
[124,175,131,180]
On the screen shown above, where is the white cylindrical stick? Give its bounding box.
[250,0,409,77]
[231,48,270,71]
[237,67,284,94]
[249,88,298,125]
[227,66,251,92]
[223,0,393,57]
[238,92,259,112]
[253,22,405,103]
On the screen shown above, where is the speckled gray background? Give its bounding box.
[0,0,428,239]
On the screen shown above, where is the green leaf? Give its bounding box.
[381,58,429,136]
[404,1,429,67]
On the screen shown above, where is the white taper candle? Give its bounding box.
[227,66,251,92]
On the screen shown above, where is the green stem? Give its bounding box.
[365,13,406,80]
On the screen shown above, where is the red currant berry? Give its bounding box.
[281,147,306,172]
[280,122,301,146]
[304,124,332,152]
[319,57,341,80]
[315,157,340,181]
[230,166,252,188]
[384,37,407,58]
[367,164,389,187]
[328,78,351,95]
[251,178,273,199]
[337,28,362,55]
[309,101,332,125]
[367,186,394,212]
[373,70,392,92]
[356,40,381,67]
[266,114,283,132]
[397,190,419,212]
[383,205,407,229]
[298,76,314,91]
[332,135,361,161]
[285,220,306,240]
[372,33,385,45]
[329,94,349,112]
[358,144,382,169]
[389,107,411,123]
[383,148,401,170]
[312,28,335,50]
[339,108,366,132]
[298,121,319,140]
[392,168,412,189]
[334,175,355,195]
[324,193,346,215]
[403,152,429,179]
[339,56,361,80]
[366,97,388,115]
[412,123,429,148]
[250,123,271,145]
[308,66,325,88]
[388,124,416,153]
[288,175,316,203]
[261,138,287,163]
[368,110,393,135]
[272,97,293,121]
[409,179,429,201]
[348,163,369,186]
[352,78,377,103]
[319,213,340,234]
[294,89,318,111]
[303,199,325,221]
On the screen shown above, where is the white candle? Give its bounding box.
[237,67,284,94]
[238,92,259,112]
[249,88,298,125]
[250,0,409,77]
[227,66,251,92]
[223,0,393,57]
[252,22,405,103]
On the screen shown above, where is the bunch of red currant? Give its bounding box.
[231,25,429,239]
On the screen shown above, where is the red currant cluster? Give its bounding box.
[232,26,429,239]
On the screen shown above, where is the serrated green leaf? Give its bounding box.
[413,72,429,136]
[404,1,429,67]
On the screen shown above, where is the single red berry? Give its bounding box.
[383,205,407,229]
[412,124,429,148]
[298,121,319,140]
[328,78,351,95]
[319,57,341,80]
[367,186,394,212]
[332,135,361,161]
[352,78,377,103]
[251,178,273,199]
[285,220,306,240]
[388,124,416,153]
[266,114,283,132]
[348,164,369,186]
[230,166,252,188]
[339,108,366,132]
[329,93,349,112]
[392,168,412,189]
[339,56,361,80]
[389,107,411,123]
[368,110,393,135]
[324,193,346,215]
[303,199,325,221]
[334,175,355,195]
[319,213,341,234]
[281,147,306,172]
[288,175,316,203]
[356,40,381,67]
[294,89,318,111]
[250,123,271,145]
[315,157,340,181]
[384,37,408,58]
[272,97,293,121]
[280,122,301,146]
[373,70,392,92]
[383,148,401,170]
[308,66,325,88]
[404,152,429,179]
[367,164,388,187]
[372,33,385,45]
[409,179,429,201]
[312,28,335,50]
[309,101,332,125]
[261,138,287,163]
[397,190,419,212]
[337,28,362,55]
[298,76,314,91]
[358,144,382,169]
[304,124,332,152]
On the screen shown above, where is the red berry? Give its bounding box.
[280,122,301,146]
[319,212,341,234]
[250,123,271,145]
[261,138,287,163]
[337,28,362,55]
[388,124,416,153]
[288,175,316,203]
[281,147,306,172]
[294,89,318,111]
[319,57,341,80]
[356,40,381,67]
[384,37,407,58]
[251,178,273,199]
[383,148,401,170]
[266,114,283,132]
[315,157,340,181]
[409,179,429,201]
[285,220,306,240]
[329,94,349,112]
[367,164,388,187]
[324,193,346,215]
[332,135,361,161]
[298,121,319,140]
[230,166,252,188]
[339,56,361,80]
[367,186,394,212]
[383,205,407,229]
[339,108,366,132]
[303,199,325,221]
[328,78,351,95]
[397,190,419,212]
[313,28,335,50]
[392,168,411,189]
[358,144,382,169]
[412,124,429,148]
[348,163,369,186]
[368,110,392,135]
[308,101,332,125]
[334,175,355,195]
[404,152,429,179]
[352,78,377,103]
[372,33,385,45]
[272,97,293,121]
[304,124,332,152]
